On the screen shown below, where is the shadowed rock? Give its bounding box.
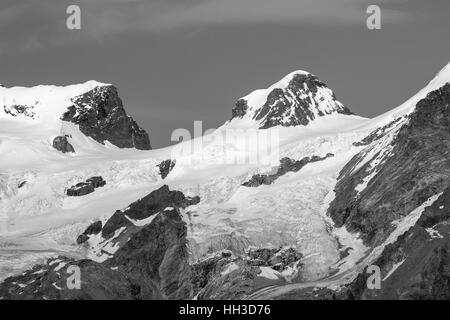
[61,85,151,150]
[52,136,75,153]
[242,153,334,187]
[157,159,176,179]
[76,221,102,245]
[67,176,106,197]
[328,83,450,246]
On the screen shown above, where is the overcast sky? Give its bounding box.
[1,0,449,147]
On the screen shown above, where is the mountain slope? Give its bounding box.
[247,63,450,299]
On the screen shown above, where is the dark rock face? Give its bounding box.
[242,153,334,187]
[246,247,303,272]
[99,185,199,239]
[61,85,151,150]
[67,183,94,197]
[66,176,106,197]
[195,247,303,300]
[231,73,353,129]
[191,251,233,291]
[352,116,405,147]
[334,187,450,300]
[157,159,176,179]
[78,185,201,299]
[52,136,75,153]
[197,263,263,300]
[110,208,194,299]
[76,221,102,245]
[0,256,154,300]
[328,83,450,246]
[231,99,249,119]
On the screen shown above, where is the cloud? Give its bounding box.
[0,0,411,54]
[84,0,410,36]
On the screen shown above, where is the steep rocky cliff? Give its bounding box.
[62,85,151,150]
[328,83,450,246]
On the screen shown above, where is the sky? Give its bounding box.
[0,0,449,148]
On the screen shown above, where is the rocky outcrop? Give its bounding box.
[98,185,199,240]
[61,85,151,150]
[157,159,176,179]
[52,136,75,153]
[231,99,248,119]
[0,256,154,300]
[66,176,106,197]
[76,221,102,245]
[194,247,303,300]
[242,154,334,187]
[246,247,303,272]
[191,251,234,292]
[112,209,194,299]
[197,263,265,300]
[3,104,36,119]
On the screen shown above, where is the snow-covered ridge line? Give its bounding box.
[0,80,112,123]
[240,70,312,107]
[0,80,111,91]
[362,61,450,130]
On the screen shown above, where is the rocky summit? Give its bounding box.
[231,72,353,129]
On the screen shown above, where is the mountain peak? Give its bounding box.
[231,71,353,129]
[0,80,151,154]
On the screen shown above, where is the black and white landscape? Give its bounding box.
[0,63,449,300]
[0,0,449,302]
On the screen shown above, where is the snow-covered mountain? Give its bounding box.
[229,71,353,129]
[0,63,449,300]
[0,81,151,168]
